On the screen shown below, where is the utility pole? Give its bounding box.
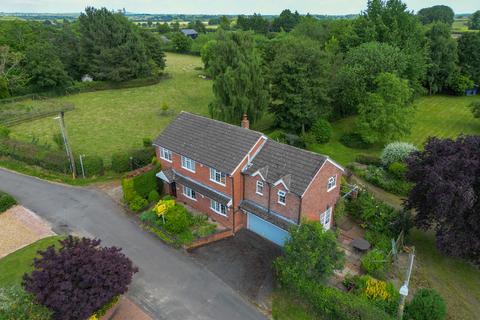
[79,154,86,179]
[55,112,76,179]
[398,248,415,319]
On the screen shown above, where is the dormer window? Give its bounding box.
[277,190,286,205]
[327,175,337,192]
[210,168,226,185]
[160,147,172,162]
[181,156,196,172]
[256,181,264,195]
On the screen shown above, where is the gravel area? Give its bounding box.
[0,205,55,258]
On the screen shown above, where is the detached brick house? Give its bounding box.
[154,112,344,246]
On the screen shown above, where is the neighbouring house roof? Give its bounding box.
[239,200,297,230]
[244,140,327,196]
[157,168,231,205]
[154,112,263,174]
[181,29,198,36]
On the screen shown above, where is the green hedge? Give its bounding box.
[76,155,104,177]
[0,192,17,213]
[132,166,159,198]
[111,147,156,173]
[294,280,393,320]
[0,138,70,173]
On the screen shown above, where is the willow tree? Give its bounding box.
[203,30,269,126]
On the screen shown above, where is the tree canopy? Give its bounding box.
[203,30,269,125]
[469,10,480,30]
[458,32,480,85]
[406,136,480,264]
[357,72,413,144]
[417,5,455,25]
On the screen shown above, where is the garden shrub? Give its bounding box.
[164,204,189,234]
[269,130,287,143]
[0,138,70,173]
[340,132,372,149]
[405,288,446,320]
[77,155,104,177]
[333,198,347,225]
[148,190,161,203]
[380,142,417,166]
[162,194,174,201]
[121,178,136,203]
[361,249,389,279]
[387,162,407,179]
[196,224,217,237]
[0,125,10,138]
[132,165,160,198]
[470,101,480,118]
[0,286,53,320]
[300,132,317,147]
[285,133,303,147]
[111,152,130,173]
[0,192,16,213]
[356,276,399,316]
[23,236,138,320]
[311,118,333,143]
[139,210,158,225]
[356,154,382,166]
[449,73,474,96]
[142,137,152,148]
[130,146,156,168]
[362,166,412,196]
[129,195,148,212]
[364,230,392,253]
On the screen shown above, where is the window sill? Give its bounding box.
[327,186,336,192]
[181,166,196,173]
[211,208,227,217]
[210,178,226,187]
[183,194,197,201]
[160,157,172,163]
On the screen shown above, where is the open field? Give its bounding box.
[0,236,64,287]
[8,53,212,162]
[313,95,480,165]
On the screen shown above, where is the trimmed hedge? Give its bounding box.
[132,166,159,198]
[111,152,130,173]
[77,155,104,177]
[0,138,70,173]
[122,178,136,203]
[0,192,17,213]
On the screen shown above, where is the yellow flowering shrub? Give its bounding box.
[362,278,391,301]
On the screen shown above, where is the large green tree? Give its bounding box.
[357,73,414,144]
[458,32,480,84]
[203,31,269,125]
[269,36,331,132]
[0,45,28,97]
[333,42,408,117]
[469,10,480,30]
[24,43,72,91]
[417,5,455,25]
[236,14,270,34]
[78,7,151,81]
[425,22,458,94]
[271,9,301,32]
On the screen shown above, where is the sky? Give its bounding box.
[0,1,478,15]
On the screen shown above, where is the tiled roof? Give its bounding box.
[244,140,327,196]
[239,200,296,230]
[154,112,263,174]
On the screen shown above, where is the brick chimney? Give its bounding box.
[241,113,249,129]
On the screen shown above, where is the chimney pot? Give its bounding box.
[241,113,249,129]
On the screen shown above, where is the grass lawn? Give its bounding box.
[8,53,213,162]
[410,230,480,320]
[312,95,480,166]
[0,236,64,287]
[272,289,319,320]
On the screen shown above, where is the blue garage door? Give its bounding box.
[247,213,290,247]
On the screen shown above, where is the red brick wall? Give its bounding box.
[243,175,300,223]
[301,160,343,223]
[175,182,233,227]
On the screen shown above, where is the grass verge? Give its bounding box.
[0,236,65,287]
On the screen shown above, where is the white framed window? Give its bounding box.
[182,186,196,201]
[277,190,286,205]
[327,175,337,192]
[210,200,227,216]
[209,168,226,185]
[256,181,264,195]
[321,207,332,230]
[181,156,196,172]
[160,147,172,162]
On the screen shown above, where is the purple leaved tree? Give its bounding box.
[23,236,138,320]
[406,135,480,264]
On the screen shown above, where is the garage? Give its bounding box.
[247,213,290,247]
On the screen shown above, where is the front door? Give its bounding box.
[170,182,177,197]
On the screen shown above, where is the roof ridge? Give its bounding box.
[179,111,264,136]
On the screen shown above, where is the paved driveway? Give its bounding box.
[189,229,282,310]
[0,168,266,320]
